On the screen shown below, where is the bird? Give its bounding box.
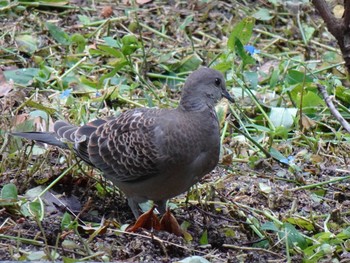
[12,67,234,218]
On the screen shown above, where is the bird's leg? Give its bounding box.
[127,198,141,219]
[154,199,167,215]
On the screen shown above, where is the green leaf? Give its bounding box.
[285,217,315,231]
[29,200,44,220]
[178,54,203,72]
[227,17,255,51]
[235,38,256,66]
[336,227,350,240]
[269,147,288,163]
[302,23,315,42]
[335,85,350,105]
[286,70,313,85]
[97,45,123,58]
[269,68,280,88]
[77,15,91,25]
[99,61,128,86]
[25,100,57,115]
[199,230,208,245]
[35,65,54,83]
[104,36,120,48]
[213,61,232,72]
[302,91,325,108]
[4,68,40,86]
[29,110,49,120]
[25,186,46,199]
[179,15,194,30]
[26,251,47,261]
[70,33,86,53]
[61,212,72,230]
[278,223,308,249]
[261,221,279,232]
[318,243,335,255]
[322,51,342,63]
[45,22,71,45]
[15,34,38,54]
[121,34,139,55]
[272,126,289,139]
[245,123,271,132]
[289,84,325,112]
[223,228,236,238]
[1,183,18,200]
[252,239,270,249]
[243,71,258,89]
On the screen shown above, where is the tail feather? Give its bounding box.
[11,132,68,149]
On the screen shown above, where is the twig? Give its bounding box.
[288,174,350,191]
[316,84,350,133]
[222,244,285,258]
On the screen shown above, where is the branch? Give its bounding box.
[312,0,350,73]
[312,0,343,37]
[317,84,350,133]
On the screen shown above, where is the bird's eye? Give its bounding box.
[214,78,221,86]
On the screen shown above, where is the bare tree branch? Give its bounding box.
[317,84,350,133]
[312,0,350,73]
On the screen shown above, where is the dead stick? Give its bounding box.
[317,84,350,133]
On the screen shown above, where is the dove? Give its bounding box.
[12,67,234,218]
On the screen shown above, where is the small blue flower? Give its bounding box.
[95,91,102,97]
[60,89,72,99]
[244,45,260,55]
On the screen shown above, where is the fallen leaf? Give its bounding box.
[301,114,316,131]
[126,206,160,232]
[13,114,29,126]
[101,6,113,18]
[0,69,13,97]
[160,208,184,236]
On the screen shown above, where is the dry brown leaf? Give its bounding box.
[101,6,113,18]
[301,114,316,131]
[126,206,160,232]
[13,114,29,126]
[0,69,13,97]
[159,208,183,236]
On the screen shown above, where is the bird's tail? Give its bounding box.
[11,131,69,149]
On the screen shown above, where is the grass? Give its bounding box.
[1,0,350,262]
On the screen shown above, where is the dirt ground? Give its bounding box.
[1,0,350,262]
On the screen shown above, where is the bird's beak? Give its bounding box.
[222,89,235,103]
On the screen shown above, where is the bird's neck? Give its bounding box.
[178,100,207,111]
[178,100,218,126]
[179,92,216,112]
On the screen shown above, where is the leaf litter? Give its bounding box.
[1,0,350,262]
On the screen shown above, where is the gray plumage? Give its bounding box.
[12,67,234,218]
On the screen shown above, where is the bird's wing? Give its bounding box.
[86,109,162,182]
